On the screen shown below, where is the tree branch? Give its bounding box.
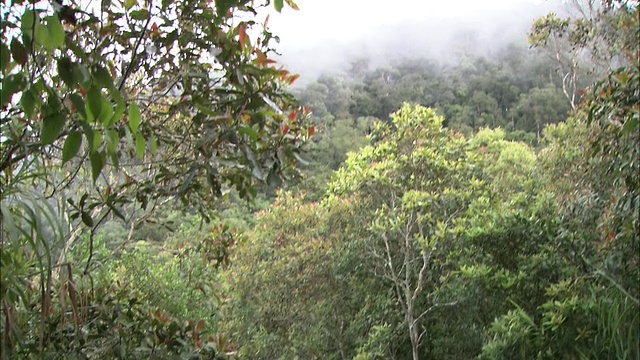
[117,1,153,91]
[412,300,460,330]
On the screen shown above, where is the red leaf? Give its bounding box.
[264,14,270,28]
[238,23,247,48]
[605,231,615,245]
[303,106,310,115]
[151,22,158,32]
[288,111,297,121]
[79,87,86,97]
[196,319,205,332]
[255,49,268,66]
[254,49,276,66]
[280,70,290,81]
[287,74,300,85]
[307,125,315,137]
[283,125,289,135]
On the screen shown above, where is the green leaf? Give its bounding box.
[81,212,94,227]
[622,117,638,135]
[93,65,114,90]
[215,0,236,16]
[150,133,157,156]
[21,88,37,119]
[34,21,51,50]
[47,15,65,49]
[91,132,102,152]
[21,10,35,34]
[274,0,284,12]
[10,38,28,66]
[129,102,141,134]
[109,96,125,126]
[238,126,258,142]
[109,147,119,170]
[135,133,145,160]
[62,131,83,163]
[1,73,27,108]
[284,0,299,10]
[87,87,103,121]
[89,151,105,182]
[81,124,93,150]
[99,96,113,125]
[130,9,149,20]
[41,113,66,145]
[57,57,75,87]
[105,129,119,156]
[69,93,86,120]
[45,89,62,112]
[125,0,137,10]
[0,43,9,72]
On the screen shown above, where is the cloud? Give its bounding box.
[265,0,566,83]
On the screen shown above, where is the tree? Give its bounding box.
[328,104,487,360]
[295,117,369,202]
[223,192,387,359]
[1,0,310,356]
[1,0,311,212]
[512,85,571,139]
[479,3,639,355]
[478,116,638,359]
[529,0,637,108]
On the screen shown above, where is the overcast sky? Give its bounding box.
[262,0,565,82]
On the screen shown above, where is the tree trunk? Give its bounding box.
[408,308,420,360]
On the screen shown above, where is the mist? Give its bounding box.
[266,0,569,84]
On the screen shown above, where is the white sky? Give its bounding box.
[260,0,562,81]
[268,0,547,42]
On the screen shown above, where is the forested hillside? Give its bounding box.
[1,0,638,359]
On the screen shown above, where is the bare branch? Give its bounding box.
[412,300,460,329]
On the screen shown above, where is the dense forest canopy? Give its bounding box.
[1,0,638,359]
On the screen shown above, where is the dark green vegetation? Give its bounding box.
[1,0,638,359]
[1,0,308,357]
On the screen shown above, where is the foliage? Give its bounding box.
[223,192,390,359]
[292,43,570,146]
[294,117,370,202]
[511,85,571,139]
[478,3,639,358]
[328,104,492,360]
[2,0,637,358]
[529,0,638,108]
[224,94,637,359]
[223,104,549,359]
[1,0,307,357]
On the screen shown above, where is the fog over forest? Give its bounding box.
[267,0,570,83]
[2,0,637,358]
